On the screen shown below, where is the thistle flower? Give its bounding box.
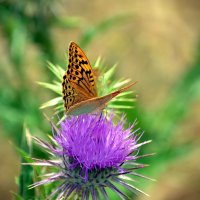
[30,114,152,199]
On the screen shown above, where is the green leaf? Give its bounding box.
[103,65,116,81]
[113,79,132,89]
[108,105,134,109]
[47,62,65,81]
[19,126,35,199]
[40,97,62,109]
[10,20,27,67]
[37,82,61,95]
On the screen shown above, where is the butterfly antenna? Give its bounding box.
[111,81,137,98]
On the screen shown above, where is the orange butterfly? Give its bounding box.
[62,42,136,116]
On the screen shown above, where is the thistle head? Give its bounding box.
[30,114,151,199]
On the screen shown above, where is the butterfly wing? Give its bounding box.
[67,82,136,116]
[67,42,98,98]
[62,42,98,112]
[62,76,87,111]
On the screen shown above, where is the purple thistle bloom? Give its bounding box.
[30,114,152,199]
[57,114,136,171]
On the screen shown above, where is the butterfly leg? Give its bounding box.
[98,111,103,122]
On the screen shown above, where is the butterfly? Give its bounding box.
[62,42,136,116]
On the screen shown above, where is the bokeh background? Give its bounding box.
[0,0,200,199]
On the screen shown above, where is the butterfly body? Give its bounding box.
[62,42,136,116]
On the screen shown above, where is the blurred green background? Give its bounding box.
[0,0,200,199]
